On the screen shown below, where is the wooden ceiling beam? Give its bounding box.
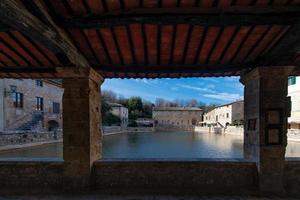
[94,63,300,75]
[93,64,253,74]
[0,0,90,68]
[62,13,300,29]
[259,22,300,65]
[0,23,11,32]
[69,6,300,16]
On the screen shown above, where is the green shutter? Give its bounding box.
[288,76,296,85]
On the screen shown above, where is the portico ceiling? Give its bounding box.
[0,0,300,78]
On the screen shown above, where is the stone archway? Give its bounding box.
[48,120,59,131]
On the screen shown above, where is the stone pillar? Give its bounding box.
[62,68,103,190]
[240,66,294,193]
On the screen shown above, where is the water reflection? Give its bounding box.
[0,132,299,159]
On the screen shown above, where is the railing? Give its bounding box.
[6,111,61,131]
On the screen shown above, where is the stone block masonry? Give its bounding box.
[0,159,299,196]
[240,66,295,193]
[0,130,62,146]
[62,68,103,190]
[0,79,63,132]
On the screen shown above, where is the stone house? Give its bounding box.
[152,107,203,131]
[108,103,128,128]
[0,79,63,132]
[288,76,300,129]
[203,100,244,127]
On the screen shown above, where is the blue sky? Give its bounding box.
[102,77,244,105]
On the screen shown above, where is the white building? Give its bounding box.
[109,103,128,128]
[203,100,244,127]
[288,76,300,129]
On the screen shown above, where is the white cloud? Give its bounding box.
[203,92,243,102]
[177,84,216,93]
[134,79,160,85]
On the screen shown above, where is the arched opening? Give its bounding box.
[48,120,59,131]
[191,118,197,125]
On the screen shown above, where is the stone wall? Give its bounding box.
[127,127,154,132]
[0,159,299,195]
[153,109,203,128]
[154,125,195,132]
[0,160,63,192]
[93,160,258,194]
[1,79,63,131]
[0,130,62,146]
[194,126,210,133]
[225,126,244,135]
[284,159,300,195]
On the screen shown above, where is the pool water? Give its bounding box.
[0,132,299,159]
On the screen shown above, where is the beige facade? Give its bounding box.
[0,79,63,132]
[203,100,244,127]
[152,107,203,130]
[109,103,128,128]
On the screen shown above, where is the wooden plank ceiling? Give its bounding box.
[0,0,300,78]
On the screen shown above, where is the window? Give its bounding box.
[36,97,44,111]
[13,92,23,108]
[288,76,296,86]
[35,80,43,87]
[53,102,60,114]
[226,113,229,118]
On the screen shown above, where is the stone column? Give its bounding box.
[240,66,294,193]
[62,68,103,190]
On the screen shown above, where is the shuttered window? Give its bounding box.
[288,76,296,86]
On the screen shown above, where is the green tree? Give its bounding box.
[142,101,153,118]
[102,113,121,126]
[101,98,111,116]
[127,97,143,120]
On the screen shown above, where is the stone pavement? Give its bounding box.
[0,196,298,200]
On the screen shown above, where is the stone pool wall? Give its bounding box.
[0,160,63,192]
[0,130,62,146]
[93,160,258,194]
[0,159,299,195]
[103,126,154,135]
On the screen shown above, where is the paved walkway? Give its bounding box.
[0,196,298,200]
[0,140,62,153]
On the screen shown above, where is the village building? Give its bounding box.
[108,103,128,128]
[203,100,244,127]
[152,107,203,130]
[288,76,300,129]
[136,118,154,127]
[0,79,63,132]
